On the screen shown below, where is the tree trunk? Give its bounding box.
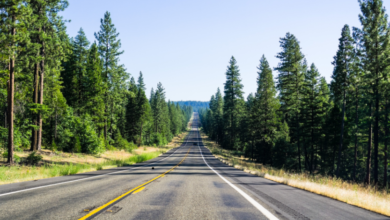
[374,80,379,184]
[366,102,372,185]
[37,31,45,151]
[30,63,39,151]
[297,113,301,172]
[353,87,359,181]
[336,90,346,177]
[384,98,388,187]
[5,80,9,129]
[54,106,58,140]
[7,16,15,165]
[311,108,314,173]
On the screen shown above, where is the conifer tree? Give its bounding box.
[94,11,124,142]
[251,55,280,164]
[135,83,151,146]
[223,56,245,150]
[84,43,104,128]
[138,71,146,91]
[72,28,89,113]
[301,63,325,173]
[214,88,224,145]
[275,33,305,171]
[330,25,354,177]
[29,0,68,151]
[358,0,390,184]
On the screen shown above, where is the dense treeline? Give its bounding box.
[199,0,389,186]
[0,1,192,164]
[174,101,209,112]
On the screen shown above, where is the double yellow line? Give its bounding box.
[79,146,192,220]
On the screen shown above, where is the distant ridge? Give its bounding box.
[173,101,209,112]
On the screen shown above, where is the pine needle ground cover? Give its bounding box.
[0,131,188,185]
[201,132,390,217]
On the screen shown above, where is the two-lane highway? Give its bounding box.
[0,113,388,220]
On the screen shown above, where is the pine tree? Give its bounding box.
[358,0,390,184]
[350,27,364,181]
[84,43,105,129]
[125,77,138,142]
[94,11,124,142]
[72,28,90,114]
[214,88,224,145]
[223,56,245,150]
[330,25,355,177]
[138,71,146,91]
[251,55,280,164]
[301,63,325,173]
[275,33,305,171]
[135,86,151,146]
[29,0,69,151]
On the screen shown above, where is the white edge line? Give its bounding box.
[195,118,279,220]
[0,132,191,197]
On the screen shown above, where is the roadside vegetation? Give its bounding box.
[0,130,189,185]
[201,132,390,217]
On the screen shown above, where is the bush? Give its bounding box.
[114,132,137,152]
[49,140,58,152]
[151,133,168,147]
[14,154,21,164]
[26,152,43,165]
[55,108,104,154]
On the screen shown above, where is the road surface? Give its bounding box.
[0,113,387,220]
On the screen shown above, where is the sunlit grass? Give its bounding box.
[201,132,390,217]
[0,151,162,185]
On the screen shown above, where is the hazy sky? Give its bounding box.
[60,0,390,101]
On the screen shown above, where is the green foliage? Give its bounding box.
[114,131,136,152]
[74,135,81,153]
[26,152,43,165]
[223,57,245,150]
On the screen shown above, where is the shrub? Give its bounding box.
[50,140,58,152]
[96,164,103,170]
[151,133,168,147]
[55,108,104,154]
[14,154,21,163]
[114,131,137,152]
[26,152,43,165]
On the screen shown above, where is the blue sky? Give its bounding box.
[60,0,390,101]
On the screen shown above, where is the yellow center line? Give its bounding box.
[78,146,192,220]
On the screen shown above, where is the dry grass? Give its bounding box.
[200,131,390,217]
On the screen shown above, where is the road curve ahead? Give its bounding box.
[0,113,388,220]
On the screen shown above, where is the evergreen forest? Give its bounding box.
[174,101,209,112]
[199,0,390,186]
[0,1,192,164]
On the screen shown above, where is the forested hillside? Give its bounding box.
[200,0,389,186]
[174,101,209,112]
[0,1,192,164]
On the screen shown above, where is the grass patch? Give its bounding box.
[200,131,390,217]
[0,127,188,186]
[0,151,163,185]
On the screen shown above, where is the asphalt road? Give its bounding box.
[0,113,388,220]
